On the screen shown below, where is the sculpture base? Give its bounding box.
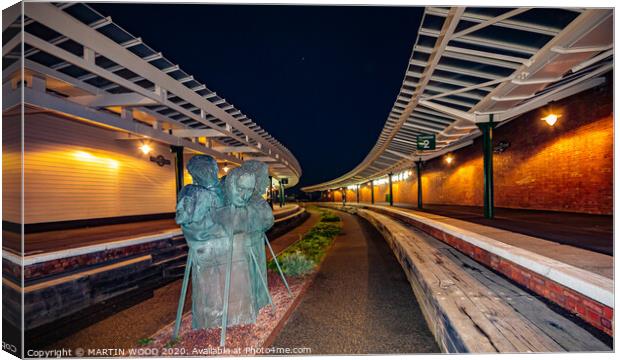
[146,270,312,354]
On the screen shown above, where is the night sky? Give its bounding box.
[91,3,423,192]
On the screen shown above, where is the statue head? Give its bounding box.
[225,167,256,207]
[187,155,219,187]
[242,160,270,198]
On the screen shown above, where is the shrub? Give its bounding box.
[268,208,341,277]
[320,212,340,222]
[279,252,315,276]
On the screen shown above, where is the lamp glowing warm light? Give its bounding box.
[445,154,454,164]
[74,151,119,169]
[139,143,152,154]
[74,151,95,160]
[541,114,560,126]
[223,162,229,173]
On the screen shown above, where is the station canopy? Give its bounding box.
[3,2,301,187]
[302,6,612,192]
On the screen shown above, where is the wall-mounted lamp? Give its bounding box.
[541,113,560,126]
[445,154,454,165]
[139,143,152,155]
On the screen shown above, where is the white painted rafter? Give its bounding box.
[17,3,301,186]
[302,6,611,192]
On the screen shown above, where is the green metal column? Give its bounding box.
[268,175,274,209]
[477,115,496,219]
[388,173,394,206]
[356,185,360,203]
[416,160,423,209]
[279,180,285,208]
[170,145,184,196]
[370,180,375,204]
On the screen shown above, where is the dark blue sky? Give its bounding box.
[91,3,423,190]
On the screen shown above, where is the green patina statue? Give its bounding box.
[173,156,289,347]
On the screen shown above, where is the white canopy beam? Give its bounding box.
[71,93,158,107]
[171,129,226,138]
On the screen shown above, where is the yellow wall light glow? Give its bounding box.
[139,143,153,155]
[74,150,95,161]
[74,151,120,169]
[541,113,560,126]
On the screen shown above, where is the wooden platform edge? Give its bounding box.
[318,203,614,337]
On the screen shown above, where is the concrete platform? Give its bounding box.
[376,202,613,256]
[3,204,303,256]
[317,203,613,337]
[363,203,613,279]
[355,208,610,352]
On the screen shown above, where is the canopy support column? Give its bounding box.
[356,185,360,203]
[268,175,274,209]
[416,160,423,209]
[370,180,375,204]
[478,114,495,219]
[388,173,394,206]
[279,180,285,208]
[170,145,184,197]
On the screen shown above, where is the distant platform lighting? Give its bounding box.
[445,154,454,164]
[223,162,229,173]
[541,113,560,126]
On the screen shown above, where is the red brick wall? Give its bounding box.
[328,78,612,215]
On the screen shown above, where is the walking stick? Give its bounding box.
[249,248,276,313]
[264,234,292,296]
[172,251,193,340]
[220,225,235,347]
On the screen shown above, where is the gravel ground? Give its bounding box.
[272,210,439,355]
[47,280,192,352]
[146,272,308,356]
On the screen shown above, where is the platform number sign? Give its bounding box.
[416,134,436,151]
[280,178,289,185]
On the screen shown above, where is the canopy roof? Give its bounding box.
[302,6,612,192]
[3,2,301,187]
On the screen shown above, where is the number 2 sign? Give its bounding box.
[416,134,436,150]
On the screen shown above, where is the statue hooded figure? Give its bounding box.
[175,157,275,332]
[175,155,228,330]
[216,161,274,326]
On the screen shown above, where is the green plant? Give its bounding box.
[268,209,341,277]
[163,339,179,348]
[279,252,315,276]
[137,338,153,346]
[320,212,340,222]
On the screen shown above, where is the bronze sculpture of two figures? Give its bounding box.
[172,156,290,347]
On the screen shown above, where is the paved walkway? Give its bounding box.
[272,211,439,354]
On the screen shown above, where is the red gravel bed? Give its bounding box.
[144,271,310,356]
